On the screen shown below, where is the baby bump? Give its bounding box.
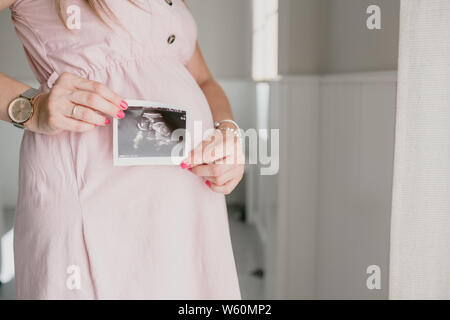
[15,58,215,219]
[83,56,214,134]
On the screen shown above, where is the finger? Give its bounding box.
[206,178,240,195]
[191,163,234,178]
[201,136,230,164]
[68,105,110,126]
[59,116,97,133]
[73,77,124,107]
[214,146,245,166]
[185,131,236,167]
[70,91,124,119]
[204,166,243,186]
[184,135,216,167]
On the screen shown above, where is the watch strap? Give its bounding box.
[13,123,25,130]
[20,88,41,101]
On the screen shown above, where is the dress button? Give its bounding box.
[168,34,176,44]
[165,0,173,5]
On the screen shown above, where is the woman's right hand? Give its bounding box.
[25,72,127,135]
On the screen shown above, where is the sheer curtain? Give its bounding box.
[390,0,450,299]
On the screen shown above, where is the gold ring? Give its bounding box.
[71,104,78,117]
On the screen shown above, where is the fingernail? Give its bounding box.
[117,110,125,119]
[120,100,128,110]
[180,162,190,169]
[188,168,193,172]
[105,118,110,125]
[205,180,211,187]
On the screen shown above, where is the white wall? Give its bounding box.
[276,4,399,298]
[274,77,320,298]
[255,72,396,299]
[316,72,396,299]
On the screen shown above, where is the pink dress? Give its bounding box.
[10,0,240,299]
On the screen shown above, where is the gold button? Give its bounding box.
[165,0,173,5]
[168,34,176,44]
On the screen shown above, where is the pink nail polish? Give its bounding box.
[120,100,128,110]
[117,110,125,119]
[188,168,193,172]
[206,180,211,187]
[105,118,110,125]
[180,162,190,169]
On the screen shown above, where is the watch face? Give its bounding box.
[8,97,33,124]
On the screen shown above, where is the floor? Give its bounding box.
[0,210,264,300]
[0,279,14,300]
[228,210,265,300]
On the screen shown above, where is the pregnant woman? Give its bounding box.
[0,0,243,299]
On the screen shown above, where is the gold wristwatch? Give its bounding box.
[7,88,40,129]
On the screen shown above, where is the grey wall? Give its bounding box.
[279,0,400,75]
[0,9,33,80]
[0,10,32,210]
[1,0,400,79]
[0,1,254,80]
[279,0,328,74]
[189,0,253,79]
[191,0,400,77]
[324,0,400,73]
[0,10,22,208]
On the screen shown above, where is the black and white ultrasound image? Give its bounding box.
[117,106,186,158]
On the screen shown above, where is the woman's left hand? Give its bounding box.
[181,128,245,195]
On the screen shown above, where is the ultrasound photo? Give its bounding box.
[113,100,188,166]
